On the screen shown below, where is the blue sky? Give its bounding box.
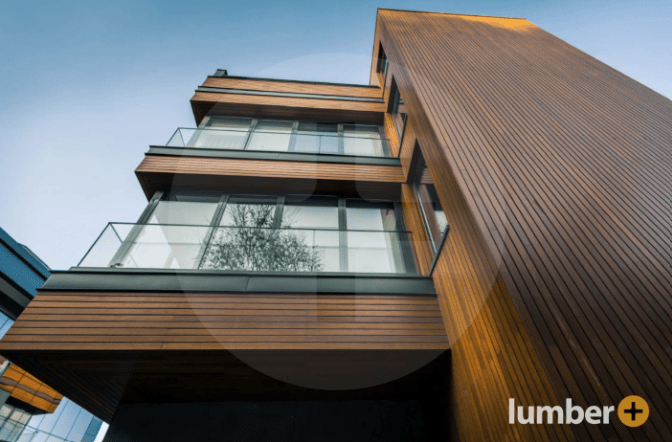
[1,0,670,270]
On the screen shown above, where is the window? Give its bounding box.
[294,121,339,154]
[95,191,415,274]
[391,86,407,138]
[377,45,389,76]
[168,116,389,157]
[414,153,448,255]
[189,116,252,149]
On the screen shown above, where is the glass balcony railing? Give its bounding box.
[165,127,390,157]
[78,223,414,274]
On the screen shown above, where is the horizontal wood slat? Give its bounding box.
[135,155,405,199]
[136,156,403,182]
[2,291,449,351]
[201,77,382,98]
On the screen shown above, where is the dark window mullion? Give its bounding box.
[195,194,230,269]
[288,121,299,152]
[338,198,348,272]
[108,190,164,267]
[274,196,285,229]
[337,123,345,155]
[241,119,258,150]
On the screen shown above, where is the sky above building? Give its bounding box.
[1,0,670,270]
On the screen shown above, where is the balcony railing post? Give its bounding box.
[195,194,230,269]
[107,190,164,267]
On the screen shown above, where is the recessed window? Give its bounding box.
[377,45,389,75]
[391,86,407,138]
[414,153,448,254]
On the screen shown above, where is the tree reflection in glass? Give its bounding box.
[199,203,323,272]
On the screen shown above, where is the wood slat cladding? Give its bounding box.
[192,77,384,125]
[202,76,382,98]
[0,290,449,421]
[2,291,448,350]
[135,154,405,199]
[374,9,672,442]
[190,91,385,126]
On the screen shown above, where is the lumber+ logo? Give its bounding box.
[508,396,649,427]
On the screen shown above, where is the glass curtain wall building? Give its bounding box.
[0,228,104,442]
[0,312,103,442]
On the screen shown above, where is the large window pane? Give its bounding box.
[121,225,209,269]
[149,198,218,226]
[346,231,404,273]
[49,400,78,440]
[414,156,448,253]
[189,116,252,149]
[294,122,339,154]
[343,124,385,157]
[281,198,338,229]
[247,119,293,152]
[346,200,397,231]
[219,196,278,227]
[392,88,407,137]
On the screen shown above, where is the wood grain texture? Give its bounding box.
[2,291,448,350]
[374,9,672,442]
[135,154,405,199]
[191,91,385,126]
[0,290,449,421]
[202,77,382,98]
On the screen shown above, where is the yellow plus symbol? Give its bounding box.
[617,395,649,427]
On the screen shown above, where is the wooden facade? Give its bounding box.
[0,8,669,441]
[371,8,672,442]
[0,290,448,422]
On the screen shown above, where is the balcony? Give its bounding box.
[164,126,390,158]
[79,223,415,274]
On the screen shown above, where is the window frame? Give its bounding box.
[412,150,450,273]
[195,116,389,157]
[111,189,416,274]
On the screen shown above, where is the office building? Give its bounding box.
[0,227,103,442]
[1,9,670,442]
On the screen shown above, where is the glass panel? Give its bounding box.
[148,199,218,226]
[294,122,339,154]
[36,398,66,433]
[343,124,385,156]
[49,401,78,439]
[62,410,93,442]
[392,89,407,137]
[246,119,293,152]
[219,196,277,227]
[18,428,47,442]
[0,313,15,339]
[201,227,327,272]
[79,224,132,267]
[281,198,339,229]
[187,116,251,149]
[415,157,448,252]
[346,201,397,231]
[120,225,209,269]
[346,231,404,273]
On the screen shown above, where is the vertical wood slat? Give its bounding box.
[375,9,672,442]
